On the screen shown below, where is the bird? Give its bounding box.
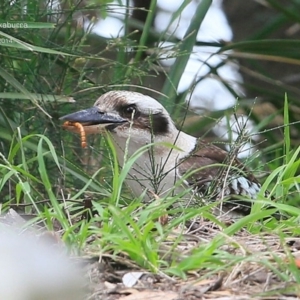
[60,90,263,213]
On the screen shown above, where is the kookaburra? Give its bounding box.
[60,91,262,213]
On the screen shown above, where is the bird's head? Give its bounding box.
[60,91,177,144]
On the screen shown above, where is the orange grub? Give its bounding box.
[63,121,87,148]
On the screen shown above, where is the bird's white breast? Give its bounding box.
[111,131,197,200]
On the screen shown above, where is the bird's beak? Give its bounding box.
[60,107,127,134]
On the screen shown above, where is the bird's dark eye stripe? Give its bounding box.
[145,112,169,135]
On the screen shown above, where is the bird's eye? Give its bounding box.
[123,105,137,116]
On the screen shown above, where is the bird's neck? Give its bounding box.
[110,129,197,166]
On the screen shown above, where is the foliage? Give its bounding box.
[0,0,300,292]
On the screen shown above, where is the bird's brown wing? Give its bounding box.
[177,141,261,202]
